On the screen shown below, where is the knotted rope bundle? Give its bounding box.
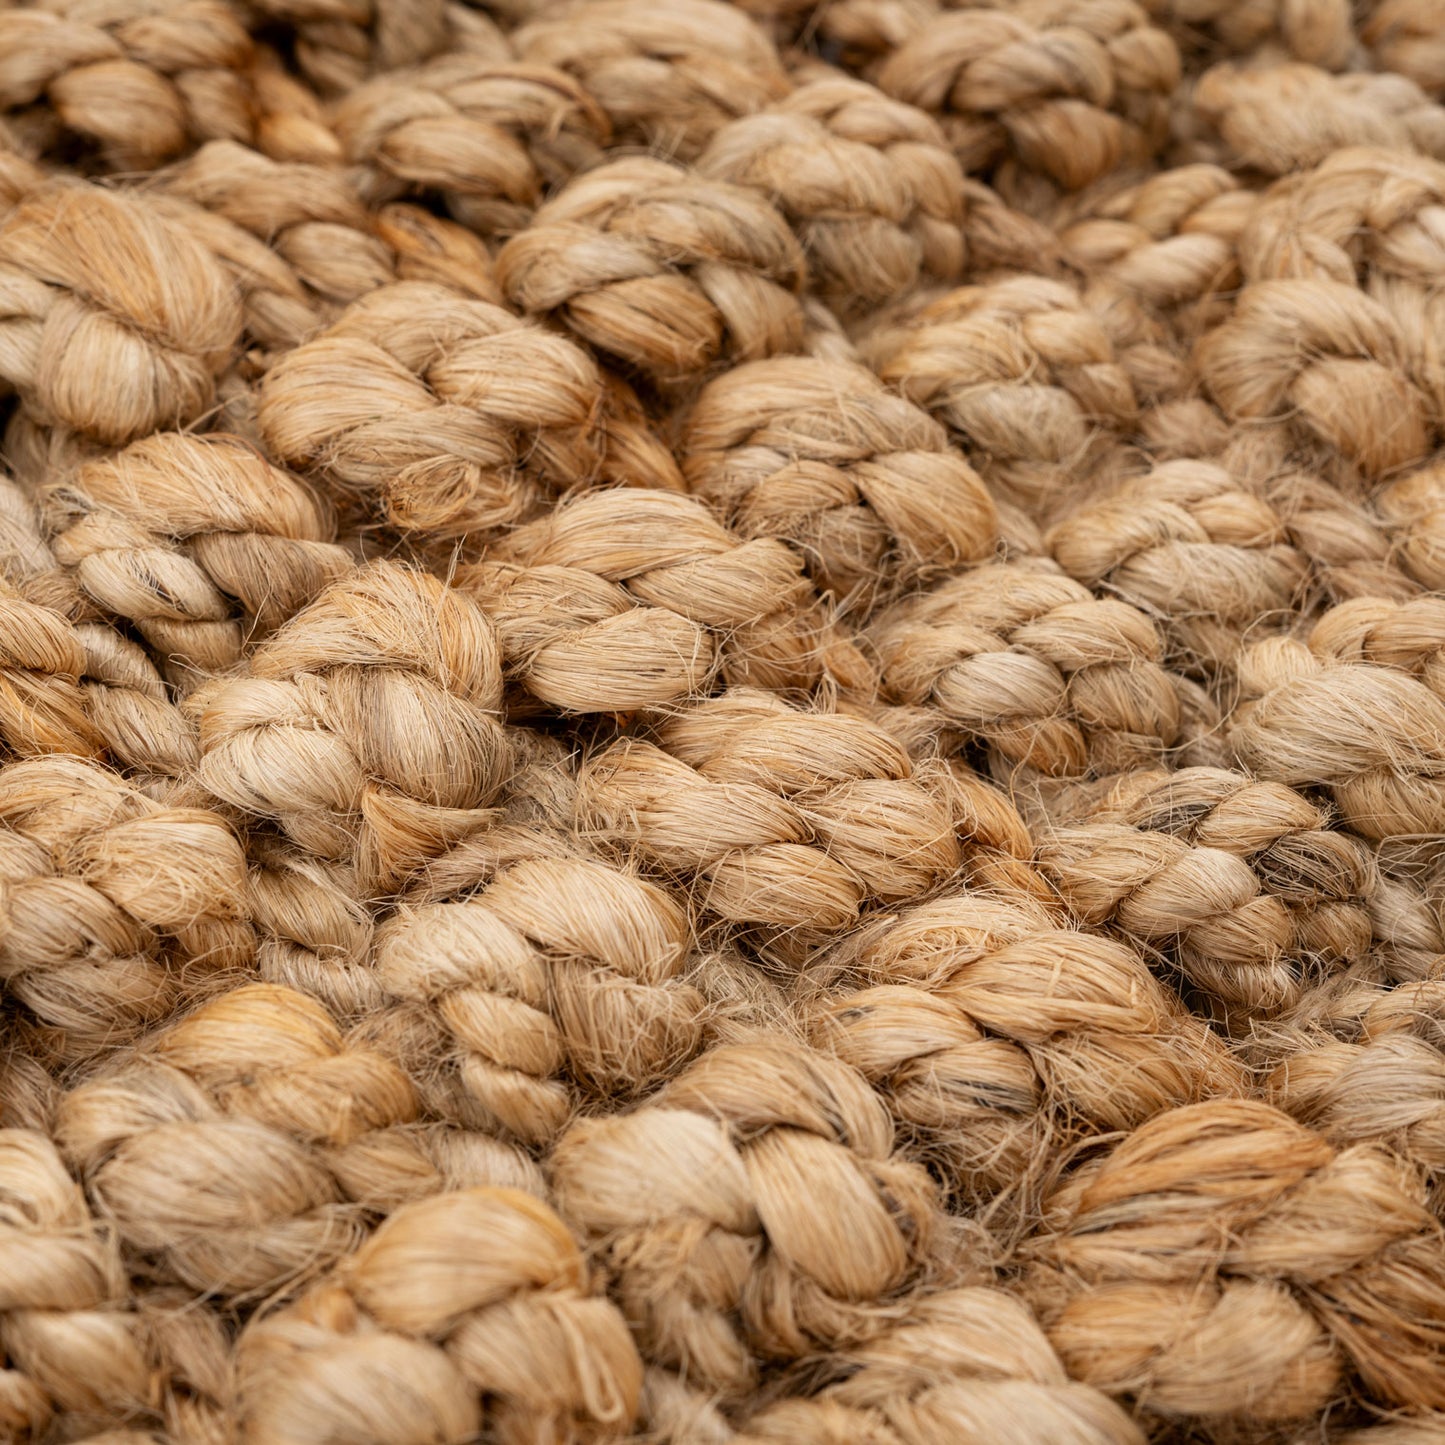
[236,1187,644,1444]
[683,356,998,614]
[867,557,1182,778]
[196,559,510,894]
[257,280,605,539]
[801,886,1240,1213]
[372,825,707,1144]
[513,0,789,160]
[0,181,242,449]
[496,156,809,388]
[335,56,610,238]
[552,1038,962,1401]
[464,486,870,710]
[577,688,963,959]
[0,1128,232,1443]
[1023,1099,1445,1423]
[0,754,251,1064]
[876,0,1181,189]
[1039,765,1378,1021]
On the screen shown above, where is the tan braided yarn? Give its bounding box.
[235,1186,642,1444]
[1039,765,1378,1022]
[697,77,966,314]
[0,1128,232,1444]
[195,559,510,894]
[463,486,871,711]
[496,156,808,388]
[862,277,1139,522]
[576,688,963,960]
[0,754,251,1065]
[552,1037,967,1401]
[514,0,789,161]
[801,885,1241,1218]
[876,0,1181,189]
[867,557,1183,779]
[0,0,259,170]
[257,280,606,540]
[682,356,998,615]
[1022,1099,1445,1423]
[335,56,611,238]
[0,180,242,448]
[371,823,706,1144]
[39,430,352,686]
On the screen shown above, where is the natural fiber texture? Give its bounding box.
[683,356,998,614]
[876,0,1181,189]
[0,0,264,170]
[38,430,351,685]
[551,1036,969,1400]
[577,688,964,960]
[0,754,251,1064]
[0,1128,231,1443]
[195,559,510,893]
[372,825,706,1143]
[867,558,1182,779]
[5,0,1445,1438]
[800,885,1242,1218]
[862,278,1139,521]
[496,157,808,387]
[463,486,870,710]
[335,56,610,238]
[1039,765,1378,1022]
[256,281,608,540]
[0,180,242,448]
[697,78,966,313]
[513,0,789,161]
[236,1186,643,1443]
[1045,459,1307,670]
[1022,1099,1445,1422]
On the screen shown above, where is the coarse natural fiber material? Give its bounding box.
[876,0,1181,189]
[867,557,1183,778]
[0,180,243,449]
[463,486,871,710]
[0,477,197,781]
[1181,59,1445,175]
[235,1186,643,1444]
[0,1128,232,1443]
[1051,162,1256,332]
[1230,606,1445,840]
[696,78,966,313]
[551,1037,978,1401]
[6,0,1445,1438]
[722,1287,1147,1445]
[862,277,1139,522]
[1022,1099,1445,1422]
[513,0,790,160]
[0,1,327,170]
[334,56,611,238]
[496,156,809,388]
[50,982,527,1300]
[1045,459,1308,671]
[577,688,965,959]
[682,355,998,614]
[37,431,352,685]
[195,559,510,894]
[1039,765,1378,1022]
[372,824,707,1143]
[1264,977,1445,1187]
[256,280,609,540]
[0,754,251,1064]
[800,885,1242,1218]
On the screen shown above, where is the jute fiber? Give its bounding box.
[4,0,1445,1442]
